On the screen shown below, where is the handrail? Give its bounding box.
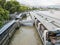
[0,20,15,34]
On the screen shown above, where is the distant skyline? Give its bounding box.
[16,0,60,7]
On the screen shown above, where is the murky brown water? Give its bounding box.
[9,26,42,45]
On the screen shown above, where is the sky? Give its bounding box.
[17,0,60,7]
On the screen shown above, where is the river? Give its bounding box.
[36,10,60,20]
[9,14,42,45]
[9,26,42,45]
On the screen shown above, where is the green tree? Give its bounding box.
[4,1,20,14]
[18,6,29,12]
[0,7,9,27]
[0,21,3,28]
[0,8,9,20]
[0,0,6,8]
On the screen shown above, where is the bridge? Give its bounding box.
[0,10,60,45]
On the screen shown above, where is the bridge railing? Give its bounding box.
[0,20,20,45]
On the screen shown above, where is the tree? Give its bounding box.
[0,7,9,20]
[0,0,6,8]
[18,5,29,12]
[0,21,3,28]
[0,7,9,27]
[4,1,20,14]
[0,0,31,27]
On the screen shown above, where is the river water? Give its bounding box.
[36,10,60,20]
[9,14,42,45]
[9,26,42,45]
[9,10,60,45]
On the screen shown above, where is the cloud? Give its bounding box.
[17,0,60,6]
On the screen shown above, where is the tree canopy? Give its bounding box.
[0,0,31,28]
[0,7,9,27]
[5,0,31,13]
[4,1,20,13]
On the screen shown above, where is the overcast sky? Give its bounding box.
[17,0,60,7]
